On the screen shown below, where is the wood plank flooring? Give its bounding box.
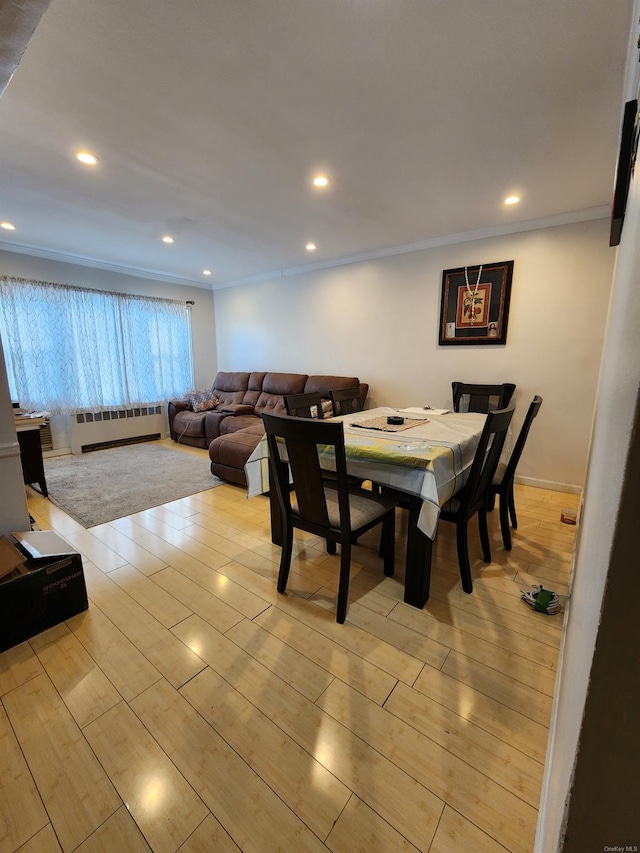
[0,440,578,853]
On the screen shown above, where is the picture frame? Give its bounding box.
[438,259,514,346]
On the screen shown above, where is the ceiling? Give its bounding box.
[0,0,633,290]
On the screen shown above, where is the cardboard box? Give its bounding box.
[0,550,88,653]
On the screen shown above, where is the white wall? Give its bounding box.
[0,334,31,536]
[214,218,615,491]
[535,11,640,845]
[0,250,217,389]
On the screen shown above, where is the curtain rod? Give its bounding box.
[0,275,192,307]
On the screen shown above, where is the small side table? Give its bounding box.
[15,422,48,497]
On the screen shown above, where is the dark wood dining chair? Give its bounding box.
[451,381,516,413]
[285,390,369,489]
[329,386,363,416]
[262,412,398,623]
[488,395,543,550]
[438,403,515,593]
[284,391,326,419]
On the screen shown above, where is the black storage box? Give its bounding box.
[0,550,88,653]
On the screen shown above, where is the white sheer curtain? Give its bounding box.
[0,277,194,414]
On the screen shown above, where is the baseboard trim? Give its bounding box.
[0,440,20,461]
[515,474,582,494]
[43,447,71,459]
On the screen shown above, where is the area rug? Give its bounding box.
[44,442,223,528]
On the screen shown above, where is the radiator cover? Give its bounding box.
[71,407,165,454]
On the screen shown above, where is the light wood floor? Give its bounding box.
[0,440,578,853]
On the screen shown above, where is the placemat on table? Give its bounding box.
[349,416,427,432]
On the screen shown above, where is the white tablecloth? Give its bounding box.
[245,407,487,538]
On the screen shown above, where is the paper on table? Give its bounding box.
[399,406,450,417]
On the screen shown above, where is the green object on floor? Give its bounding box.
[521,583,561,615]
[533,587,554,613]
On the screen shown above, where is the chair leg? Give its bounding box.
[486,490,496,512]
[478,509,492,562]
[508,483,518,529]
[382,510,395,577]
[277,523,294,593]
[327,540,337,554]
[499,491,512,550]
[336,540,352,623]
[456,521,473,594]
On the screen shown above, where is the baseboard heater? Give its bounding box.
[40,421,53,451]
[71,406,165,454]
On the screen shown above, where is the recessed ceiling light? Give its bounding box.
[162,235,174,244]
[76,151,99,165]
[504,195,520,205]
[306,242,317,251]
[313,175,329,188]
[203,269,212,276]
[0,221,16,230]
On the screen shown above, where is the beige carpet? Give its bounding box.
[44,442,222,527]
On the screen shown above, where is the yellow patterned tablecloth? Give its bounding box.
[245,407,486,538]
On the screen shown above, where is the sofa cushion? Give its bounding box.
[254,393,288,415]
[254,372,308,415]
[217,403,254,415]
[241,372,268,408]
[303,375,359,396]
[213,371,251,392]
[209,429,264,470]
[220,414,262,434]
[241,422,267,436]
[208,371,250,409]
[172,410,207,439]
[248,371,267,390]
[262,372,308,395]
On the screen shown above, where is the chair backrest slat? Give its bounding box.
[457,404,515,513]
[452,382,516,413]
[502,395,543,483]
[284,391,325,419]
[285,436,331,526]
[330,386,363,417]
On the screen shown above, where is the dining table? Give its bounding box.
[244,406,487,608]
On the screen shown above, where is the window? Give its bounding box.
[0,277,193,414]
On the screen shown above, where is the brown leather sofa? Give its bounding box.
[168,371,368,486]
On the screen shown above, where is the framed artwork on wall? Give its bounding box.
[438,259,514,346]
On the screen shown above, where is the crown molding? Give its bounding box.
[0,241,214,290]
[0,205,610,292]
[216,206,611,289]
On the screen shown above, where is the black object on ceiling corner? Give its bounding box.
[610,98,638,247]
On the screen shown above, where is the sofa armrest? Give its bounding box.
[168,399,191,440]
[204,410,229,444]
[218,403,255,415]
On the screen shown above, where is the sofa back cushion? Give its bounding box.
[212,371,250,392]
[241,371,268,408]
[211,372,251,408]
[254,372,308,415]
